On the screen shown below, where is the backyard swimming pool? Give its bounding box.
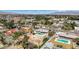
[55,37,71,44]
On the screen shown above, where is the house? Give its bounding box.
[26,18,35,22]
[20,26,32,33]
[12,16,22,23]
[34,28,48,38]
[28,29,48,47]
[0,23,6,32]
[56,32,78,39]
[17,35,25,41]
[74,27,79,33]
[4,28,18,36]
[34,28,49,33]
[28,34,43,47]
[35,24,42,29]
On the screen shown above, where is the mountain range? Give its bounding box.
[0,10,79,15]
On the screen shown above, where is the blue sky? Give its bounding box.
[0,10,59,14]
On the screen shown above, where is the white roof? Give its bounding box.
[35,28,48,33]
[75,27,79,30]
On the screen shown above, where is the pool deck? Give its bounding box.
[55,38,71,44]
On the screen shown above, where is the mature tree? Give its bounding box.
[13,32,23,40]
[62,21,77,30]
[35,15,44,21]
[32,21,38,28]
[76,40,79,45]
[22,35,29,49]
[0,19,7,24]
[48,30,55,37]
[3,20,16,29]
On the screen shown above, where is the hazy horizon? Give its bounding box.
[0,10,79,14]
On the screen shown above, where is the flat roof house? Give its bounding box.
[28,34,43,47]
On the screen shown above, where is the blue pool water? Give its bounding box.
[56,37,71,44]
